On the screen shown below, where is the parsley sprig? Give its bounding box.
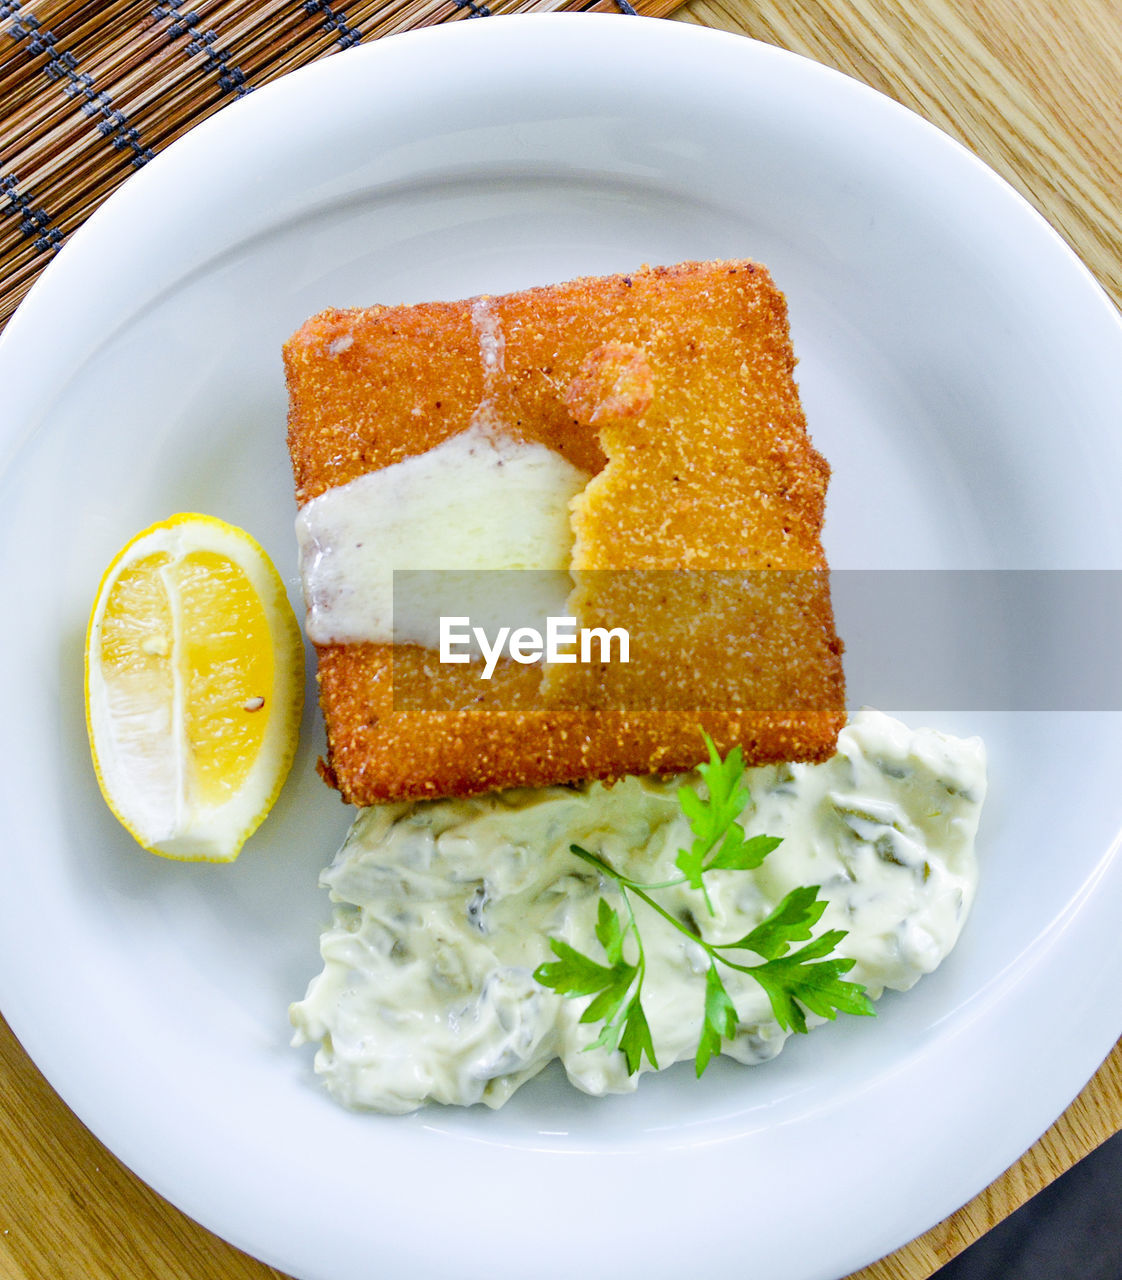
[533,735,876,1078]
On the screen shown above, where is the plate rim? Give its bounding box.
[2,15,1122,1280]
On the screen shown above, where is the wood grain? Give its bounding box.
[2,3,1121,1279]
[675,0,1122,309]
[0,1014,289,1280]
[847,1042,1122,1278]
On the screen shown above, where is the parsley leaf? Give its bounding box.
[725,884,827,960]
[534,938,624,998]
[695,964,738,1077]
[582,978,639,1054]
[674,788,717,891]
[619,996,658,1074]
[697,735,749,829]
[537,734,876,1080]
[748,936,875,1034]
[674,734,780,907]
[534,894,658,1071]
[593,897,626,966]
[706,830,783,873]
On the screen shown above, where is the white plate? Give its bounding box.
[2,15,1122,1280]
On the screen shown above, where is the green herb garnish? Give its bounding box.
[533,735,876,1078]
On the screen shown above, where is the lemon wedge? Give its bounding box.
[85,513,304,862]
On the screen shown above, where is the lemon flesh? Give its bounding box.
[86,514,304,862]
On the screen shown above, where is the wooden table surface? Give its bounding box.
[2,2,1121,1279]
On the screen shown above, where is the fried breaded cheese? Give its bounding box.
[284,260,845,804]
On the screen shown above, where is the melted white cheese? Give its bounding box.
[290,710,985,1112]
[295,424,589,648]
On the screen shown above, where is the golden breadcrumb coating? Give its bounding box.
[284,260,845,804]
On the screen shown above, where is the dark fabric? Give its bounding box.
[933,1129,1122,1279]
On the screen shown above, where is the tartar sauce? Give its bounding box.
[290,710,985,1112]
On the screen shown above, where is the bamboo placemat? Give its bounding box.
[0,0,677,327]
